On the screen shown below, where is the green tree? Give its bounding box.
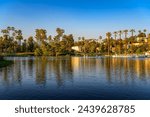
[130,29,135,37]
[54,28,64,42]
[35,29,47,45]
[113,31,117,54]
[27,36,34,52]
[123,30,128,55]
[106,32,112,55]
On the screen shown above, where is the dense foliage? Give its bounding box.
[0,27,150,56]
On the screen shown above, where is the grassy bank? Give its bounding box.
[3,52,34,57]
[0,60,13,68]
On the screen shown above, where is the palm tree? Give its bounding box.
[118,30,122,39]
[11,27,15,31]
[106,32,112,55]
[143,29,147,37]
[15,30,23,46]
[78,37,81,41]
[130,29,135,37]
[98,36,102,44]
[117,30,123,55]
[123,30,128,55]
[129,29,136,54]
[113,31,117,54]
[138,30,142,34]
[143,29,147,33]
[1,29,9,39]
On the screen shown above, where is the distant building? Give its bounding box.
[136,32,147,42]
[145,51,150,56]
[71,46,81,52]
[132,43,143,46]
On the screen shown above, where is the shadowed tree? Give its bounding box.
[22,39,27,52]
[123,30,128,55]
[15,30,23,52]
[106,32,112,56]
[62,34,74,54]
[27,36,34,52]
[113,31,117,54]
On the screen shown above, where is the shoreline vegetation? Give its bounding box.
[0,27,150,57]
[0,57,13,68]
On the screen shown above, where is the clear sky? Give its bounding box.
[0,0,150,39]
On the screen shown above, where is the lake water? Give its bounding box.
[0,56,150,100]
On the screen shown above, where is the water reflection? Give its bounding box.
[0,57,150,99]
[0,57,150,85]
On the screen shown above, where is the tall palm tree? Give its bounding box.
[118,30,122,39]
[130,29,135,37]
[7,26,11,31]
[138,30,142,34]
[143,29,147,33]
[106,32,112,56]
[118,30,123,55]
[78,37,81,41]
[143,29,147,37]
[15,30,23,46]
[98,36,102,44]
[11,27,15,31]
[113,31,117,54]
[1,29,9,39]
[129,29,135,55]
[123,30,128,55]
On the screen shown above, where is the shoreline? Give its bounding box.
[1,52,150,58]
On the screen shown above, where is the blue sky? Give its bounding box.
[0,0,150,39]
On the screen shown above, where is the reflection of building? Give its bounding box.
[71,57,80,71]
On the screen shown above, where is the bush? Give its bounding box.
[34,48,43,56]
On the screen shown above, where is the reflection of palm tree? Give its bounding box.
[105,58,112,83]
[35,57,47,85]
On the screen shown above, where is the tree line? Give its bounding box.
[0,27,74,56]
[0,27,150,56]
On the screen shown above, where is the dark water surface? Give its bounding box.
[0,57,150,100]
